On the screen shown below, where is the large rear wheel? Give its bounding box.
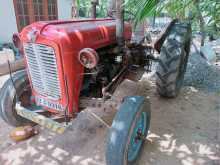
[0,70,32,126]
[156,22,191,97]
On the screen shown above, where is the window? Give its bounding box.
[15,0,30,31]
[33,0,44,21]
[48,0,58,20]
[13,0,58,31]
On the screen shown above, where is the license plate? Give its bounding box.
[35,97,64,111]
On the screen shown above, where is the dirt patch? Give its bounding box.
[0,77,219,165]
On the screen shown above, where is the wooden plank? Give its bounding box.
[0,59,25,76]
[0,49,15,64]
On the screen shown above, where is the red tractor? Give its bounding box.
[0,2,191,165]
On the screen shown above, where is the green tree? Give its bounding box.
[75,0,220,44]
[125,0,220,45]
[76,0,108,17]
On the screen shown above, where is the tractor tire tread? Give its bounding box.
[156,21,191,98]
[0,70,31,126]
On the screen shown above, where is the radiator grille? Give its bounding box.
[24,43,61,100]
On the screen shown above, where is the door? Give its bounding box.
[13,0,58,31]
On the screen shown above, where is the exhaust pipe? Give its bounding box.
[116,0,124,47]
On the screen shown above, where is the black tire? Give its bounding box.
[0,70,32,126]
[106,96,151,165]
[156,22,192,97]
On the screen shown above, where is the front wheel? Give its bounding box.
[106,96,151,165]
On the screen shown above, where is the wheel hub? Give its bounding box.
[135,128,145,142]
[127,112,147,162]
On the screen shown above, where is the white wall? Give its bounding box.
[0,0,72,43]
[0,1,18,43]
[57,0,72,20]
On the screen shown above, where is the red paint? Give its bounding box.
[19,18,132,116]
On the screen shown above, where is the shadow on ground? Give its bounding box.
[0,79,219,165]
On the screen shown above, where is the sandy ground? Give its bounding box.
[0,75,219,165]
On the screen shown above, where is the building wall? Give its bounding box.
[0,0,72,43]
[0,1,18,43]
[57,0,72,20]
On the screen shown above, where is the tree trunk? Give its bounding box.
[153,11,156,28]
[195,0,205,46]
[91,0,99,18]
[107,0,116,17]
[132,22,146,43]
[199,14,205,46]
[72,0,78,18]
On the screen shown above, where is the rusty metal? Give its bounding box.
[19,88,32,107]
[16,102,70,134]
[64,75,70,124]
[86,109,111,128]
[102,66,127,98]
[79,96,121,129]
[79,97,119,109]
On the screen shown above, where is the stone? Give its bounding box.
[200,44,216,62]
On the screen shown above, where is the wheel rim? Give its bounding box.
[127,111,147,162]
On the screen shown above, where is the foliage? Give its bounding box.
[125,0,159,25]
[126,0,220,36]
[200,0,220,36]
[76,0,108,17]
[76,0,220,36]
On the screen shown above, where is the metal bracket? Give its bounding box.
[16,102,70,134]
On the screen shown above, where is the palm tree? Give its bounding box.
[125,0,219,45]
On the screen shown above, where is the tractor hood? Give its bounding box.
[19,18,132,52]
